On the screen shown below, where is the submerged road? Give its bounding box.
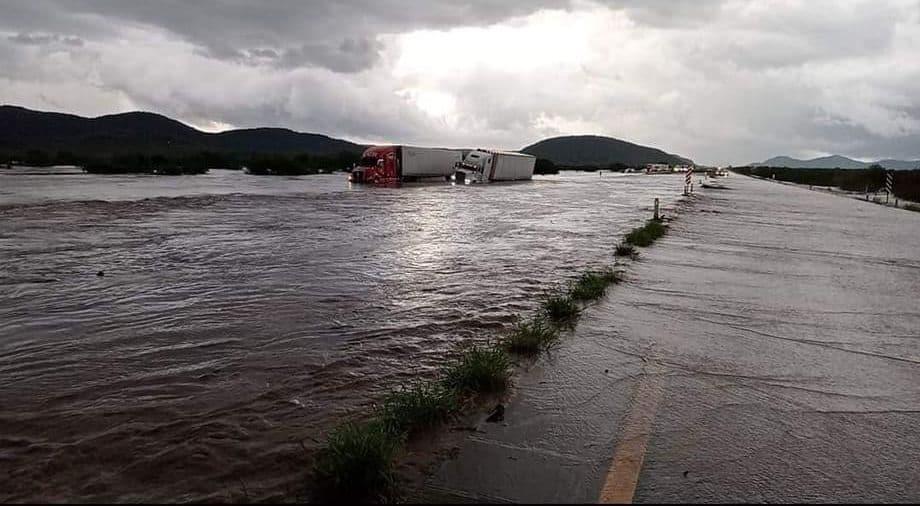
[423,175,920,503]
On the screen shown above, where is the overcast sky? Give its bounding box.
[1,0,918,165]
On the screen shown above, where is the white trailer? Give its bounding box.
[400,146,463,180]
[457,150,535,183]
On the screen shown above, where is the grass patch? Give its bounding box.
[569,268,621,301]
[503,318,561,356]
[615,242,638,259]
[624,219,667,247]
[905,203,920,212]
[313,253,639,500]
[541,292,581,326]
[379,382,457,436]
[313,420,402,502]
[442,345,512,394]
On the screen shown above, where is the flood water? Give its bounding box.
[0,168,686,502]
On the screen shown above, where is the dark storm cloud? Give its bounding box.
[279,38,384,74]
[8,32,84,47]
[794,113,920,162]
[0,0,571,72]
[8,33,56,45]
[0,0,918,164]
[247,48,279,59]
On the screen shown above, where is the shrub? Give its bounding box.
[570,269,620,301]
[541,292,581,326]
[624,220,667,247]
[534,158,559,175]
[380,382,457,436]
[503,318,560,355]
[313,421,402,502]
[615,242,638,259]
[442,345,512,394]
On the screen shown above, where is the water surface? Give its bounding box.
[0,168,686,501]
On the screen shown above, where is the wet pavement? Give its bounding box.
[424,174,920,503]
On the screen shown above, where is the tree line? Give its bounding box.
[2,149,664,178]
[734,165,920,202]
[533,158,644,174]
[0,149,362,175]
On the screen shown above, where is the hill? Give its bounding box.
[521,135,692,168]
[0,105,364,158]
[756,155,920,170]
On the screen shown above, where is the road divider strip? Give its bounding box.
[598,363,665,504]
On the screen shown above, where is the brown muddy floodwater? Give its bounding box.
[0,168,686,502]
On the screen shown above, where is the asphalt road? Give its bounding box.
[423,175,920,503]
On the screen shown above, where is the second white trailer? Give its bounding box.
[458,150,535,182]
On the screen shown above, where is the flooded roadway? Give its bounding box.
[426,174,920,503]
[0,169,686,502]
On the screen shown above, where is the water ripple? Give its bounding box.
[0,169,686,501]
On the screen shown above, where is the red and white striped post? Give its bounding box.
[684,166,693,195]
[886,171,894,205]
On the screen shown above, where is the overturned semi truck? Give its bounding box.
[455,149,536,183]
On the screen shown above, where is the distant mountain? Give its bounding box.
[875,159,920,170]
[755,154,920,170]
[521,135,692,167]
[0,105,364,157]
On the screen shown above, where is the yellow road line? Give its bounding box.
[598,367,665,504]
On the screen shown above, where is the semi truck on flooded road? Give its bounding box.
[349,145,536,184]
[349,145,462,184]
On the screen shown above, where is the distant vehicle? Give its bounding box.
[349,145,462,184]
[455,149,535,183]
[645,163,672,174]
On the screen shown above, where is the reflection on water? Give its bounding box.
[0,169,685,501]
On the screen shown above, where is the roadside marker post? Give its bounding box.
[684,167,693,195]
[886,171,894,205]
[654,198,660,220]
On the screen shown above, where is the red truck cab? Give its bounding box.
[349,146,399,184]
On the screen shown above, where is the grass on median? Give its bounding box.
[379,381,457,436]
[442,344,512,394]
[569,268,622,301]
[541,292,581,326]
[313,241,652,499]
[502,318,561,356]
[615,242,639,260]
[315,344,511,500]
[312,420,403,502]
[624,219,667,247]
